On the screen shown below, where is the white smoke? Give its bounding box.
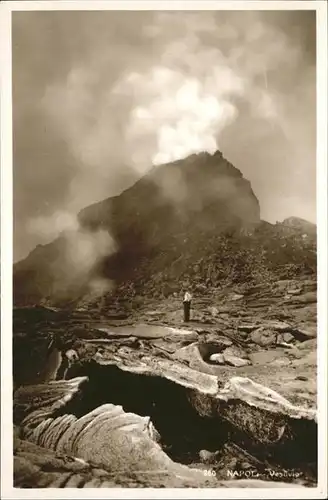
[22,10,314,287]
[40,10,302,193]
[27,211,79,239]
[27,210,116,296]
[118,66,241,167]
[64,226,116,273]
[88,277,114,299]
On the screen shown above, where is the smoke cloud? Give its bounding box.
[13,10,316,262]
[45,218,117,299]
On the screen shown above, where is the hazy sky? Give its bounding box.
[12,9,316,261]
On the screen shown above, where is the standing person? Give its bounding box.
[183,289,192,322]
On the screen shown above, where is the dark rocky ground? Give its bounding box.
[12,151,317,489]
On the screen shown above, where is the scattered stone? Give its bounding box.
[283,332,294,343]
[207,336,233,348]
[276,333,284,344]
[230,294,244,302]
[209,307,219,317]
[197,339,233,362]
[223,354,251,367]
[287,288,302,295]
[222,345,249,360]
[209,353,225,364]
[266,321,292,332]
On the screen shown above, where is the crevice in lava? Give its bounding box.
[58,360,317,480]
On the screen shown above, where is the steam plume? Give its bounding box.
[13,10,316,262]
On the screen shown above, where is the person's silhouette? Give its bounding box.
[183,290,192,322]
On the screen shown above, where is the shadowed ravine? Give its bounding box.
[61,362,232,464]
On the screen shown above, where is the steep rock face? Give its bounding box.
[13,151,260,305]
[102,210,316,310]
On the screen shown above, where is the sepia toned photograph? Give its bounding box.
[1,1,327,497]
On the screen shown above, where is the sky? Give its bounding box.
[12,9,316,262]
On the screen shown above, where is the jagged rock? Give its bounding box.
[217,376,316,422]
[222,355,251,367]
[230,294,244,301]
[175,342,252,371]
[198,337,233,356]
[13,353,317,489]
[202,335,233,347]
[14,377,86,425]
[209,306,219,316]
[97,324,199,342]
[290,327,316,341]
[173,343,230,375]
[287,288,302,295]
[283,332,295,343]
[222,345,249,360]
[209,353,225,364]
[265,321,292,331]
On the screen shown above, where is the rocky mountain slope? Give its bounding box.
[14,151,316,310]
[14,151,261,306]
